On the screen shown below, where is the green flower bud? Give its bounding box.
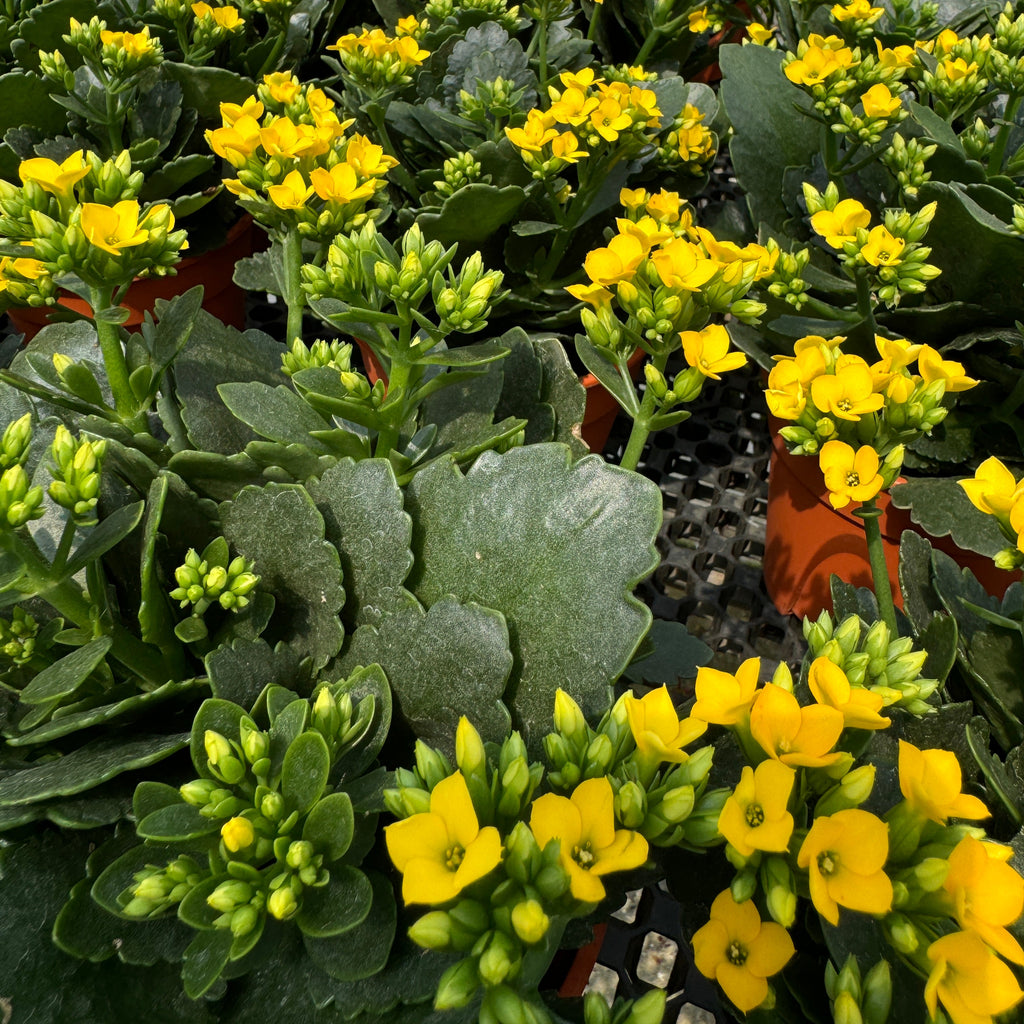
[286,840,315,870]
[510,899,549,945]
[834,990,863,1024]
[478,930,519,986]
[626,991,667,1024]
[659,785,695,824]
[230,904,260,937]
[207,879,253,913]
[583,733,613,776]
[409,910,455,950]
[730,867,757,904]
[815,764,876,816]
[434,957,479,1010]
[456,716,487,778]
[886,912,919,952]
[862,960,892,1024]
[415,740,452,790]
[583,991,612,1024]
[204,730,233,766]
[616,780,647,829]
[267,885,299,920]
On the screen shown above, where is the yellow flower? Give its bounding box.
[860,225,905,266]
[925,931,1024,1024]
[192,3,244,29]
[589,97,632,142]
[393,35,430,66]
[619,187,648,211]
[784,46,842,86]
[220,815,255,852]
[262,72,301,105]
[79,200,150,255]
[565,282,614,309]
[718,760,795,857]
[917,344,979,392]
[810,198,871,249]
[681,324,748,381]
[960,456,1022,518]
[875,39,916,68]
[584,233,645,286]
[550,130,588,164]
[807,657,890,730]
[617,215,673,251]
[559,67,598,92]
[344,134,398,177]
[831,0,884,23]
[818,440,884,509]
[688,7,711,32]
[259,117,329,160]
[940,56,979,81]
[266,169,314,210]
[861,83,902,118]
[765,361,806,420]
[310,164,376,204]
[797,809,892,925]
[505,109,559,153]
[749,683,846,768]
[625,685,708,766]
[206,115,262,168]
[874,334,921,373]
[529,778,648,903]
[394,14,421,35]
[810,360,884,421]
[692,890,795,1013]
[897,740,990,825]
[100,27,158,59]
[747,22,774,44]
[385,772,502,905]
[942,836,1024,964]
[548,87,599,127]
[645,189,684,225]
[219,95,264,126]
[650,238,718,291]
[691,657,761,726]
[19,151,90,199]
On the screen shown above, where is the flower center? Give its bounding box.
[845,471,861,487]
[727,940,748,965]
[837,398,852,411]
[817,850,839,876]
[699,357,711,370]
[744,803,766,828]
[573,842,596,870]
[445,844,465,871]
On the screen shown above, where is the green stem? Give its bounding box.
[634,27,662,66]
[988,93,1022,175]
[586,0,600,42]
[619,353,665,472]
[50,518,76,578]
[854,500,899,637]
[104,74,123,156]
[854,270,877,336]
[280,230,307,346]
[823,126,842,186]
[538,12,549,90]
[373,357,413,458]
[89,286,144,431]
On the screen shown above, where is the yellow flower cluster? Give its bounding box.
[326,21,429,93]
[680,656,1024,1021]
[767,333,978,508]
[656,103,718,176]
[960,456,1024,568]
[505,67,662,179]
[205,73,397,239]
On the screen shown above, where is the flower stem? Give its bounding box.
[619,353,664,472]
[280,230,306,346]
[89,286,144,430]
[854,270,878,337]
[854,499,898,637]
[988,93,1022,175]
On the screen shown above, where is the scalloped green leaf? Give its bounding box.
[18,635,112,705]
[218,382,333,451]
[281,730,330,815]
[296,865,372,938]
[310,459,413,630]
[0,732,188,807]
[338,595,512,751]
[417,183,527,244]
[890,477,1008,557]
[221,483,345,671]
[205,639,304,708]
[515,334,587,457]
[403,445,661,747]
[302,790,354,861]
[898,531,947,636]
[302,871,396,981]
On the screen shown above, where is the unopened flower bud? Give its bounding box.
[434,957,479,1010]
[510,899,549,944]
[409,910,455,950]
[456,716,486,777]
[267,885,299,920]
[221,816,255,853]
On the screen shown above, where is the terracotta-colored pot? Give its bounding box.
[355,339,645,454]
[557,923,607,998]
[6,215,258,340]
[764,430,1020,618]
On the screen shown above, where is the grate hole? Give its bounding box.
[708,507,741,539]
[686,600,720,638]
[585,963,619,1004]
[677,1005,717,1024]
[695,440,732,467]
[612,891,641,924]
[636,933,678,988]
[693,551,731,587]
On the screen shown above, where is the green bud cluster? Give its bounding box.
[765,244,811,310]
[434,152,486,198]
[458,77,532,128]
[544,690,634,791]
[803,612,939,713]
[635,744,714,846]
[0,414,32,472]
[47,426,106,526]
[881,134,936,200]
[0,606,40,666]
[825,955,893,1024]
[169,536,259,619]
[0,463,44,529]
[281,337,353,377]
[121,856,204,918]
[425,0,522,33]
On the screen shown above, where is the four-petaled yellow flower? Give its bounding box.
[385,772,502,905]
[681,324,748,381]
[192,3,244,29]
[860,225,905,266]
[960,456,1022,518]
[584,233,645,286]
[797,809,893,925]
[624,685,708,767]
[749,683,846,768]
[505,110,559,153]
[79,200,150,255]
[897,740,990,825]
[925,931,1024,1024]
[942,836,1024,965]
[860,83,902,118]
[747,22,774,44]
[688,7,711,32]
[692,889,795,1013]
[717,760,795,858]
[19,152,90,199]
[650,238,718,291]
[917,344,979,392]
[807,657,890,730]
[831,0,884,23]
[550,131,588,164]
[529,777,648,903]
[810,358,884,421]
[220,815,255,853]
[310,164,376,205]
[784,46,842,86]
[810,198,871,249]
[691,657,761,725]
[818,440,884,509]
[266,169,315,210]
[589,98,632,142]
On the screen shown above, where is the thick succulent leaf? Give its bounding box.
[337,596,512,750]
[303,791,354,862]
[530,336,587,458]
[417,184,528,244]
[137,801,223,841]
[302,871,396,982]
[296,865,373,938]
[221,483,345,671]
[190,699,245,776]
[18,636,112,705]
[309,459,413,630]
[0,732,188,807]
[898,531,947,636]
[890,478,1008,556]
[206,639,306,708]
[404,445,661,746]
[218,382,334,452]
[182,928,234,999]
[622,619,713,687]
[64,501,144,576]
[282,730,330,815]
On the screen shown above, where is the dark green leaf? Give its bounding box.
[182,927,234,999]
[573,335,638,415]
[134,780,182,820]
[296,865,372,938]
[281,730,330,815]
[0,71,65,137]
[137,801,224,841]
[206,639,304,708]
[162,63,252,117]
[0,732,188,807]
[175,616,209,643]
[622,620,712,686]
[139,154,216,202]
[919,614,958,685]
[19,636,113,705]
[890,478,1008,557]
[417,184,527,244]
[418,340,509,367]
[233,246,283,295]
[218,382,333,450]
[64,501,144,576]
[269,698,310,781]
[898,531,946,636]
[302,790,354,862]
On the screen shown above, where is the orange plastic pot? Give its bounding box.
[557,923,607,998]
[355,339,644,454]
[764,430,1020,618]
[7,215,258,340]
